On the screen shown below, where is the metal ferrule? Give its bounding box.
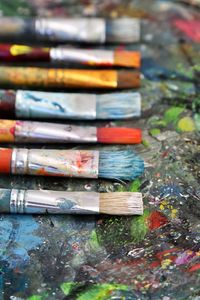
[11,149,99,178]
[15,90,97,120]
[15,121,97,143]
[10,190,99,214]
[11,148,29,174]
[50,49,114,66]
[35,18,106,43]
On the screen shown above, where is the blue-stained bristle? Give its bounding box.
[99,150,144,180]
[96,92,141,119]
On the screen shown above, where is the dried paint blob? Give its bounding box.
[173,20,200,43]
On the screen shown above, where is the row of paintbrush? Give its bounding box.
[0,17,144,216]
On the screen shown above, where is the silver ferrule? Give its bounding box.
[10,189,26,213]
[11,148,29,174]
[10,190,99,214]
[35,18,106,43]
[50,49,114,65]
[15,121,97,143]
[11,149,99,178]
[16,90,97,120]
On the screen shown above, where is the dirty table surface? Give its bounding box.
[0,0,200,299]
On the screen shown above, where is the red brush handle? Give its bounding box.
[0,44,50,62]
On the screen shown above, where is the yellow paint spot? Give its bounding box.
[171,209,178,219]
[160,204,165,210]
[161,259,172,269]
[178,117,195,132]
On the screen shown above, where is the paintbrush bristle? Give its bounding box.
[106,18,140,43]
[100,192,143,215]
[97,127,142,144]
[117,71,140,88]
[99,150,144,180]
[97,92,141,119]
[114,51,141,68]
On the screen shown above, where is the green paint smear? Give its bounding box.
[27,296,43,300]
[88,230,100,251]
[164,106,184,124]
[194,114,200,131]
[149,128,161,137]
[61,282,77,296]
[77,283,128,300]
[117,179,141,192]
[142,139,150,147]
[129,179,141,192]
[130,209,149,243]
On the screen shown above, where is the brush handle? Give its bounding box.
[0,148,99,178]
[0,44,140,67]
[0,44,50,62]
[0,90,97,119]
[0,120,97,143]
[0,67,140,89]
[0,189,99,214]
[0,17,105,43]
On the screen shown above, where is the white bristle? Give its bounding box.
[100,192,143,215]
[97,92,141,119]
[106,18,140,43]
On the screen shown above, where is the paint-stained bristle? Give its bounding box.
[96,92,141,119]
[117,71,140,88]
[100,192,143,215]
[106,18,140,43]
[99,150,144,180]
[114,51,141,68]
[97,128,142,144]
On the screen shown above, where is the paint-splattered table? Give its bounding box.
[0,1,199,299]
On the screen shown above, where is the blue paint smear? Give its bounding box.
[142,58,192,81]
[159,185,183,198]
[26,92,65,112]
[0,215,43,269]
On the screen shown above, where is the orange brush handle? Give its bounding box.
[0,148,13,173]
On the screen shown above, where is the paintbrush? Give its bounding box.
[0,90,141,120]
[0,148,144,181]
[0,17,140,43]
[0,66,140,89]
[0,120,142,145]
[0,189,143,215]
[0,44,141,68]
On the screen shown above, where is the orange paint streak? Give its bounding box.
[36,167,65,177]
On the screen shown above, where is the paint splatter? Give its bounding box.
[173,19,200,42]
[178,117,196,132]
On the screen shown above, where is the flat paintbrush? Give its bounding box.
[0,189,143,215]
[0,90,141,120]
[0,17,140,43]
[0,148,144,181]
[0,66,140,89]
[0,120,142,145]
[0,44,141,68]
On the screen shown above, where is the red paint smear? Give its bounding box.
[188,263,200,272]
[148,211,169,230]
[10,126,15,136]
[149,261,160,268]
[156,248,180,261]
[173,19,200,43]
[162,150,170,158]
